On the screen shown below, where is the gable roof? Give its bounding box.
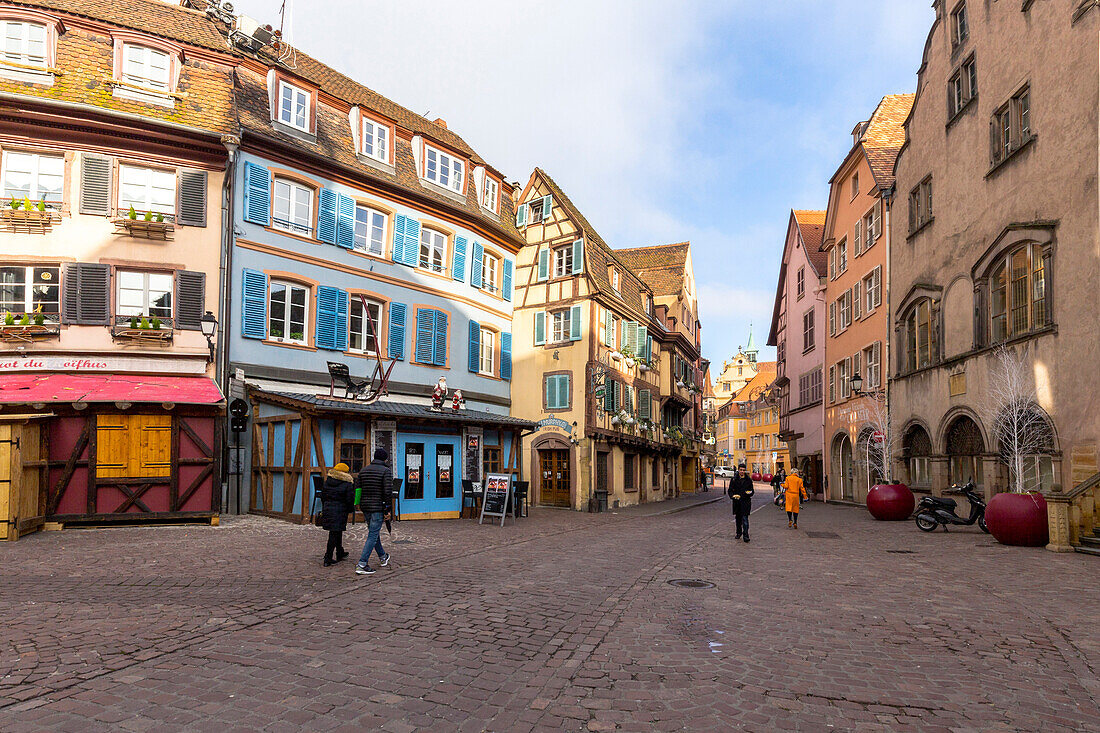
[613,242,691,297]
[861,93,915,190]
[792,210,827,276]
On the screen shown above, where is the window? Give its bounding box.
[348,297,382,354]
[119,165,175,217]
[360,117,388,163]
[908,176,933,232]
[838,291,852,331]
[862,342,881,390]
[419,227,447,273]
[991,86,1032,166]
[481,252,499,294]
[904,300,933,372]
[736,439,746,450]
[117,270,172,319]
[121,44,170,92]
[353,205,386,256]
[481,176,498,212]
[2,151,62,208]
[278,80,310,131]
[828,365,836,404]
[272,178,313,236]
[526,197,544,222]
[553,245,573,278]
[837,358,850,400]
[990,243,1046,342]
[483,446,502,477]
[796,266,805,299]
[863,267,882,313]
[611,269,621,292]
[268,280,308,344]
[850,173,859,199]
[798,368,822,407]
[802,309,815,352]
[551,309,571,343]
[479,327,495,375]
[545,373,570,410]
[2,20,47,68]
[424,145,464,193]
[950,2,969,48]
[860,205,880,253]
[0,265,59,320]
[837,238,848,275]
[948,56,977,119]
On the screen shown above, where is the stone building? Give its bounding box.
[891,0,1099,548]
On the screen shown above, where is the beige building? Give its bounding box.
[712,334,760,403]
[510,169,704,511]
[891,0,1099,549]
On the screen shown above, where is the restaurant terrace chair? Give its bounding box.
[461,479,481,519]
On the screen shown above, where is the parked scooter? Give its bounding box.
[914,480,989,533]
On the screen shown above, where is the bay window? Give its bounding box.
[904,299,933,372]
[2,151,62,208]
[349,297,382,354]
[0,265,59,321]
[419,227,447,273]
[117,270,172,319]
[119,165,176,217]
[269,280,308,344]
[272,178,313,236]
[990,243,1046,342]
[424,145,464,193]
[353,205,387,256]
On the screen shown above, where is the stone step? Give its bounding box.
[1075,545,1100,557]
[1080,535,1100,549]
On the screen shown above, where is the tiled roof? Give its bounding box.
[262,392,537,428]
[861,94,915,190]
[792,209,828,276]
[614,242,691,297]
[733,363,777,402]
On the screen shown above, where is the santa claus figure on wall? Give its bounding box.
[452,389,464,411]
[431,376,448,411]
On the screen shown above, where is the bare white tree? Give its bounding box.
[856,395,896,485]
[985,345,1050,493]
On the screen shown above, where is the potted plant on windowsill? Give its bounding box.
[114,206,174,240]
[2,196,56,230]
[609,349,622,362]
[620,347,636,369]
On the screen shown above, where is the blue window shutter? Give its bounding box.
[500,332,512,380]
[394,215,421,266]
[572,239,584,274]
[433,310,448,366]
[388,302,406,359]
[470,241,484,288]
[334,288,349,349]
[241,268,267,339]
[515,203,527,227]
[541,194,553,221]
[570,304,582,341]
[317,188,337,244]
[316,285,344,350]
[545,376,554,408]
[502,259,513,301]
[534,311,546,346]
[336,194,355,249]
[537,248,549,281]
[468,320,480,372]
[242,162,270,226]
[415,308,434,363]
[452,236,467,282]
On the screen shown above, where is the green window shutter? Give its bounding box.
[545,376,555,408]
[572,239,584,274]
[639,389,651,419]
[623,321,638,353]
[534,311,546,346]
[638,326,648,358]
[569,304,582,341]
[613,381,621,411]
[604,379,615,412]
[537,248,549,281]
[516,202,527,227]
[604,311,613,346]
[541,194,553,221]
[558,374,569,408]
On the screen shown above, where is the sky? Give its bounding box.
[231,0,935,366]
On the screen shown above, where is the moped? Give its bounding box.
[914,480,988,533]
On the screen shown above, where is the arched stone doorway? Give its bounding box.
[944,415,985,488]
[831,433,854,501]
[903,423,933,489]
[530,434,574,508]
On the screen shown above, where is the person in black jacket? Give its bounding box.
[727,463,755,543]
[320,463,355,566]
[355,448,394,575]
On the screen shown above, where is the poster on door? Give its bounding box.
[407,452,422,484]
[439,452,452,483]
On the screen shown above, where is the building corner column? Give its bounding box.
[1044,486,1075,553]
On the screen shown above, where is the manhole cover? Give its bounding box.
[805,531,840,539]
[667,579,716,589]
[886,549,915,554]
[393,539,414,544]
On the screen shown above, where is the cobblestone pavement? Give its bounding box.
[2,487,1097,732]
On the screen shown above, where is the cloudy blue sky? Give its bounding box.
[233,0,935,365]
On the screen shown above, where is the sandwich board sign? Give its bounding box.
[479,472,514,527]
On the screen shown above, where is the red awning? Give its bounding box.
[0,374,224,405]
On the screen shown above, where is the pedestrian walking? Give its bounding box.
[727,463,755,542]
[320,463,355,567]
[783,467,809,529]
[770,466,787,507]
[355,448,393,575]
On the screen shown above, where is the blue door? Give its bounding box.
[397,433,462,518]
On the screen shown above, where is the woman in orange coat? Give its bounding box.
[783,468,809,529]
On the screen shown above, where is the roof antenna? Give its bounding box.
[278,0,293,46]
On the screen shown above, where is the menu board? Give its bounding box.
[464,429,482,485]
[479,472,513,526]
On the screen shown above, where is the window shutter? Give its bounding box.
[546,376,555,408]
[452,236,467,283]
[336,194,355,249]
[242,162,271,226]
[604,379,615,412]
[388,302,406,359]
[534,311,546,346]
[500,332,512,380]
[393,215,421,266]
[854,220,862,256]
[79,155,112,216]
[625,385,634,415]
[334,289,348,349]
[541,194,553,221]
[645,334,653,361]
[873,200,883,239]
[829,302,836,336]
[470,241,484,288]
[605,311,613,346]
[61,263,111,325]
[414,309,434,363]
[572,239,584,274]
[639,389,651,420]
[432,310,448,366]
[468,320,480,372]
[315,286,343,350]
[515,202,527,227]
[637,326,648,358]
[569,304,582,341]
[317,187,338,244]
[613,380,621,411]
[176,270,206,330]
[61,263,79,325]
[177,169,207,226]
[853,281,861,319]
[537,248,549,281]
[240,268,268,339]
[502,260,513,301]
[874,267,883,306]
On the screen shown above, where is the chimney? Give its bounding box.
[433,118,448,130]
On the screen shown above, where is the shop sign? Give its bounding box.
[0,355,206,374]
[535,416,574,437]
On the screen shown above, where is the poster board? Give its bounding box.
[478,472,513,527]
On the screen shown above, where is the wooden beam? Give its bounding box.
[177,463,215,509]
[111,482,154,514]
[179,417,214,457]
[169,416,180,511]
[309,417,326,519]
[48,420,89,517]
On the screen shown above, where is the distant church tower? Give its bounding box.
[712,326,761,401]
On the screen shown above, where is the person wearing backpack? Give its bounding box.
[320,463,355,567]
[727,463,755,543]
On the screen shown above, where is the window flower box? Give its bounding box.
[110,315,174,344]
[113,209,175,240]
[0,315,60,343]
[1,205,60,233]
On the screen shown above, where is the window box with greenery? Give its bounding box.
[1,195,60,232]
[110,313,174,343]
[0,309,60,342]
[113,205,175,239]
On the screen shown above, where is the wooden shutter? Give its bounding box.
[61,263,110,325]
[604,379,615,412]
[317,188,338,244]
[79,155,112,216]
[452,237,467,282]
[468,320,480,372]
[604,310,613,346]
[315,285,346,350]
[240,268,268,339]
[537,248,549,281]
[515,202,527,227]
[502,260,513,301]
[470,241,484,288]
[500,332,512,380]
[873,200,883,239]
[335,194,355,249]
[853,281,861,319]
[639,389,651,419]
[177,169,207,226]
[569,304,582,341]
[534,311,546,346]
[545,376,555,408]
[136,415,172,477]
[638,326,649,359]
[388,302,406,359]
[874,267,883,306]
[829,301,836,336]
[176,270,205,330]
[572,239,584,274]
[541,194,553,221]
[242,162,271,225]
[414,308,434,363]
[95,414,129,478]
[432,310,448,366]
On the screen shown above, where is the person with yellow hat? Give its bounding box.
[320,462,355,566]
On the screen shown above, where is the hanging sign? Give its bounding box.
[479,472,514,527]
[535,416,574,436]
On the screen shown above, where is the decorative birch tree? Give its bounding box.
[857,394,896,485]
[986,345,1050,493]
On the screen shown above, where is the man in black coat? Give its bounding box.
[355,448,394,575]
[727,463,755,543]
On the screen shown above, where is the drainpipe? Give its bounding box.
[882,185,895,483]
[218,134,240,510]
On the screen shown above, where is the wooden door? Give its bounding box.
[539,449,571,507]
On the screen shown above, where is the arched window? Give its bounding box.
[902,298,936,372]
[945,415,984,488]
[994,402,1055,493]
[989,243,1046,342]
[903,424,933,487]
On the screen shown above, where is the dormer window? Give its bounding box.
[481,176,499,213]
[278,80,310,132]
[361,116,389,163]
[110,33,181,107]
[0,11,60,86]
[611,269,621,292]
[122,44,170,92]
[2,20,47,68]
[424,145,464,193]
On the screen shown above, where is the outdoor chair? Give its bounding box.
[327,361,370,400]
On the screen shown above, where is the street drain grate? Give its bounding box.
[805,531,841,539]
[667,579,716,589]
[886,549,915,554]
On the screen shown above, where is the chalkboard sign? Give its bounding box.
[479,473,513,527]
[464,430,482,484]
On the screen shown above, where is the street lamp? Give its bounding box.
[849,372,864,395]
[200,311,218,364]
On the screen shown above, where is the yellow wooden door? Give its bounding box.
[96,415,130,478]
[97,415,172,478]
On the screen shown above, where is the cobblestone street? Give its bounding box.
[2,488,1097,732]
